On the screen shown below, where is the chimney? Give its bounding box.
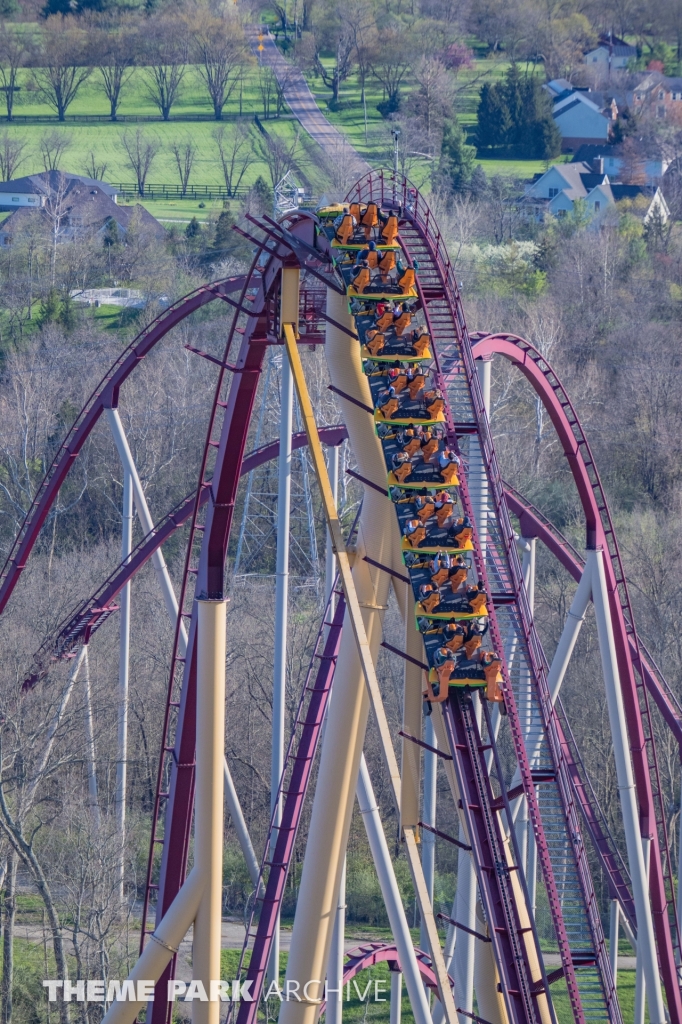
[592,156,604,174]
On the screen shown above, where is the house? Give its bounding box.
[0,172,165,246]
[521,162,670,223]
[552,90,613,150]
[571,145,669,184]
[632,72,682,118]
[0,170,118,210]
[584,34,637,71]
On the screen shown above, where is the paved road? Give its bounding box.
[249,28,371,177]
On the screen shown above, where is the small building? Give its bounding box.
[0,171,164,246]
[521,162,669,223]
[571,145,669,184]
[632,73,682,119]
[0,170,119,209]
[585,35,637,71]
[551,91,613,151]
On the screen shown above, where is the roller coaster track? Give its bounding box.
[4,173,682,1024]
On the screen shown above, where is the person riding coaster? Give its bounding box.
[423,648,504,704]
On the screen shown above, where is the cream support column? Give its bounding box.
[193,598,227,1024]
[279,292,395,1024]
[99,600,226,1024]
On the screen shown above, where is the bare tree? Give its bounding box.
[0,132,26,182]
[212,123,253,197]
[32,17,92,122]
[140,18,187,121]
[42,171,71,285]
[121,129,159,197]
[256,65,278,119]
[190,11,251,121]
[38,130,72,173]
[0,23,32,122]
[368,25,412,115]
[82,150,108,182]
[170,136,196,197]
[253,126,299,187]
[90,23,138,122]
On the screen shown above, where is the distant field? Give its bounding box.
[304,56,558,184]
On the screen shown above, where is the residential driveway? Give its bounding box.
[249,27,371,177]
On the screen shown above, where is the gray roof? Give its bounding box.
[0,171,117,199]
[0,182,164,240]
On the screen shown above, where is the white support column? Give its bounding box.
[326,858,346,1024]
[390,970,402,1024]
[105,407,187,655]
[116,467,132,905]
[269,353,293,988]
[609,899,619,987]
[634,837,651,1024]
[516,537,536,877]
[357,756,432,1024]
[591,548,665,1024]
[223,758,260,889]
[419,717,436,957]
[82,646,101,829]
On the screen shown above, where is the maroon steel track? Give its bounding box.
[317,942,456,1011]
[0,276,250,616]
[26,427,347,680]
[470,334,681,1011]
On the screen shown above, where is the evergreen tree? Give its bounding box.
[213,208,237,253]
[185,216,201,240]
[476,82,510,150]
[57,292,76,332]
[37,288,60,328]
[504,64,524,147]
[103,217,121,249]
[517,76,561,159]
[439,118,476,192]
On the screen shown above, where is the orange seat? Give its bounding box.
[379,251,396,279]
[412,332,430,356]
[405,525,426,548]
[421,437,439,462]
[435,503,453,528]
[394,312,412,336]
[482,655,504,702]
[393,460,413,483]
[366,332,386,356]
[391,372,409,393]
[381,215,399,245]
[377,397,399,419]
[398,268,415,293]
[464,635,482,660]
[416,500,435,523]
[352,267,371,293]
[440,462,460,486]
[454,525,473,547]
[431,567,449,587]
[419,591,441,614]
[402,435,422,457]
[450,567,468,591]
[375,311,393,331]
[366,250,379,269]
[349,203,361,223]
[336,215,354,245]
[361,202,379,239]
[407,373,426,400]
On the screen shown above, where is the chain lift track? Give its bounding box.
[3,175,682,1024]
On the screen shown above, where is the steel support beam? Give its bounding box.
[591,549,665,1024]
[116,467,132,904]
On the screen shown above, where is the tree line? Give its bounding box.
[0,9,252,122]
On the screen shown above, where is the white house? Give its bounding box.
[0,171,118,210]
[585,36,637,71]
[521,162,669,223]
[552,91,612,150]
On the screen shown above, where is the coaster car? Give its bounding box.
[374,385,445,426]
[424,650,504,703]
[323,202,403,248]
[414,582,488,620]
[379,426,460,489]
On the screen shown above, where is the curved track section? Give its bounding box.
[469,333,681,1004]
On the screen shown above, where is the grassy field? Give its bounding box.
[305,55,564,185]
